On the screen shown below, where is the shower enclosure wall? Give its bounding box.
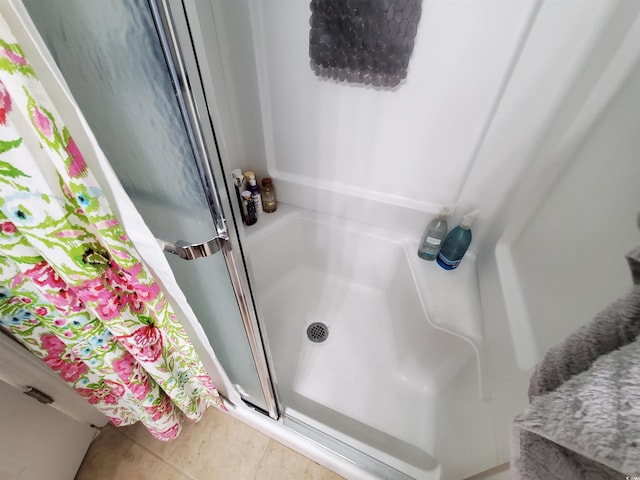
[18,0,640,479]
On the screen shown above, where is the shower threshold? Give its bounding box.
[282,412,423,480]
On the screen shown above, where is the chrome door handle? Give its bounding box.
[158,236,230,261]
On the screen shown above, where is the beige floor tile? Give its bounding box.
[77,409,348,480]
[255,440,346,480]
[166,407,271,479]
[75,425,163,480]
[118,418,193,458]
[153,463,197,480]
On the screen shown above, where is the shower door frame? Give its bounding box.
[149,0,281,420]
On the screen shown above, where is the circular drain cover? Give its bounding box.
[306,322,329,343]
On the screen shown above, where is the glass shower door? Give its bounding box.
[22,0,275,415]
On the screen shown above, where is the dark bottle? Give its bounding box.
[436,210,479,270]
[231,169,246,224]
[242,191,257,226]
[243,171,263,215]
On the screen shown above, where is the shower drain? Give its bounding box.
[306,322,329,343]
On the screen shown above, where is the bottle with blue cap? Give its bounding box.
[436,210,479,270]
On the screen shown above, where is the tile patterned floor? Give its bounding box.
[75,407,345,480]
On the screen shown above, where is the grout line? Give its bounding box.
[251,438,273,480]
[111,424,199,480]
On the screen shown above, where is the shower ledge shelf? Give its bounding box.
[245,204,486,396]
[407,248,484,349]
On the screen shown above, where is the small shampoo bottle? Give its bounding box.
[246,174,263,215]
[417,208,450,261]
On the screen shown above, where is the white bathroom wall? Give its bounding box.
[471,0,640,462]
[460,0,640,251]
[212,0,543,233]
[212,0,640,246]
[249,0,537,212]
[206,0,269,181]
[500,56,640,369]
[479,54,640,462]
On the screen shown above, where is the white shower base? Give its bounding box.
[246,205,496,479]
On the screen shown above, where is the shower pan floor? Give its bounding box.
[265,267,404,413]
[259,266,494,479]
[249,209,496,479]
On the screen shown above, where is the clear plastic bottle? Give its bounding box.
[436,210,479,270]
[261,177,277,213]
[417,209,450,261]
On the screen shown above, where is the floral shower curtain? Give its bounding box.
[0,17,224,440]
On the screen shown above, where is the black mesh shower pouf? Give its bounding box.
[309,0,422,88]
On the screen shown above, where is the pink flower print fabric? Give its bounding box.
[64,134,87,178]
[112,352,152,401]
[119,324,163,362]
[0,79,12,125]
[41,334,87,382]
[0,18,224,440]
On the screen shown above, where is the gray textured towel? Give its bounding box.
[528,246,640,399]
[528,284,640,399]
[514,338,640,478]
[514,431,620,480]
[628,245,640,285]
[513,214,640,479]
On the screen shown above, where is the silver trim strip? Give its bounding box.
[148,0,280,419]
